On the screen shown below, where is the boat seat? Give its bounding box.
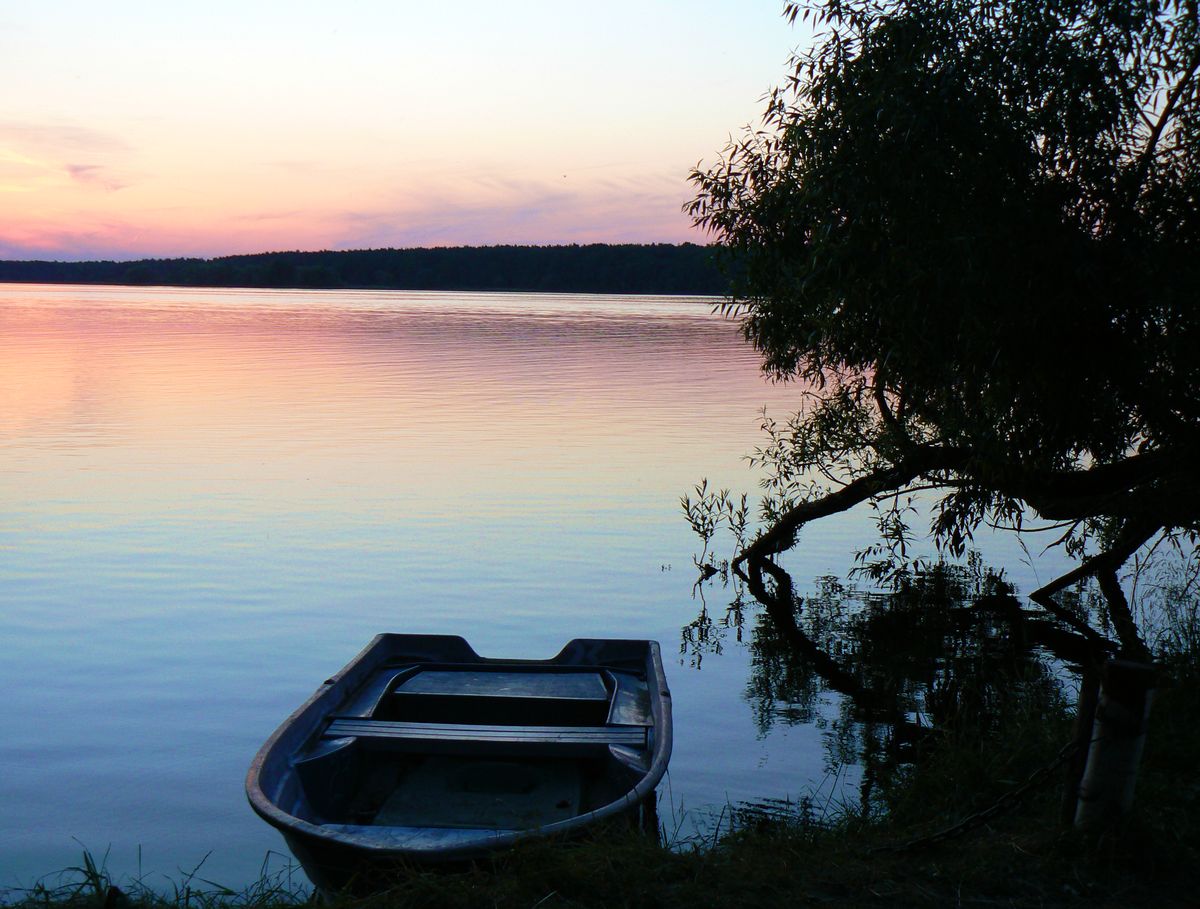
[378,669,613,726]
[323,718,646,755]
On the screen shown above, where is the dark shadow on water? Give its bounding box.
[682,554,1103,824]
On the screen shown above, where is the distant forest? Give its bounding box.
[0,244,730,295]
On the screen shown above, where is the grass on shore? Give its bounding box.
[10,658,1197,909]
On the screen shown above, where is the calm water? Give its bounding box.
[0,285,1068,890]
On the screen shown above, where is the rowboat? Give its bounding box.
[246,635,672,891]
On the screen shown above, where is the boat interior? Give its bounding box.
[283,662,655,832]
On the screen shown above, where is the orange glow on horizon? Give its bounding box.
[0,3,806,260]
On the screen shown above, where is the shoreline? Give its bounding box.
[0,244,730,297]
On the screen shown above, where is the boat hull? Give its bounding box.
[275,794,658,892]
[246,635,671,891]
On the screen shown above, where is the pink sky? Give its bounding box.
[0,2,807,261]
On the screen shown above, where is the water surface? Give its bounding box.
[0,285,1068,889]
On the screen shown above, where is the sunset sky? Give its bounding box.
[1,2,807,261]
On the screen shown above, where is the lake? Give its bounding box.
[0,285,1071,891]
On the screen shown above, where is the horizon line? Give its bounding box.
[0,240,717,266]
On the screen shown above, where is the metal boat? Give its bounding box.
[246,635,672,890]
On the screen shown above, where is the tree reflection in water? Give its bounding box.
[683,555,1101,824]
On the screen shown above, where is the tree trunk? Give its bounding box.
[1061,662,1101,826]
[1074,659,1156,829]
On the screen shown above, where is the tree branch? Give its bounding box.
[734,444,969,566]
[996,447,1200,523]
[1027,520,1161,652]
[1097,568,1152,662]
[743,442,1194,572]
[1128,52,1200,206]
[873,380,902,437]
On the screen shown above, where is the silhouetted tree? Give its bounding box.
[688,0,1200,657]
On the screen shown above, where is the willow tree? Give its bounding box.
[689,0,1199,658]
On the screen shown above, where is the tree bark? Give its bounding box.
[1074,659,1157,829]
[1061,663,1101,826]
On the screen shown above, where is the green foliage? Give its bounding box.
[689,0,1200,585]
[681,478,750,567]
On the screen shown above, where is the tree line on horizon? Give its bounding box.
[0,243,729,295]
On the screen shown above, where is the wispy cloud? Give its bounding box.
[0,219,134,260]
[232,209,307,223]
[0,120,135,194]
[319,171,698,251]
[65,163,128,192]
[0,152,700,259]
[0,120,128,155]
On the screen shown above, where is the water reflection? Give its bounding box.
[685,555,1093,821]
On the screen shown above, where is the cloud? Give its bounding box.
[0,156,701,260]
[232,209,307,223]
[0,220,131,260]
[65,163,128,192]
[0,120,135,193]
[320,171,699,251]
[0,120,128,155]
